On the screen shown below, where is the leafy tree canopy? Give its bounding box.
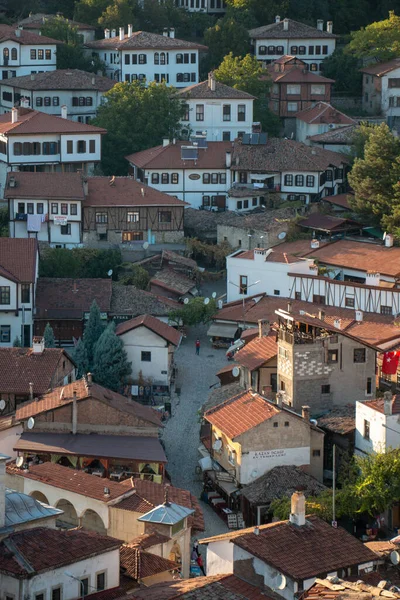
[118,264,150,289]
[39,247,122,278]
[43,323,56,348]
[0,207,8,237]
[346,11,400,62]
[93,80,185,175]
[92,322,132,391]
[169,296,216,327]
[203,17,250,72]
[321,49,362,95]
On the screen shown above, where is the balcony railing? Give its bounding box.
[232,182,280,191]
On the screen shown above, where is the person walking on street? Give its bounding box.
[196,553,206,576]
[195,339,200,355]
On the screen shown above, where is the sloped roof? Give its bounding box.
[129,531,171,549]
[110,284,181,317]
[234,333,277,370]
[17,14,96,30]
[0,238,38,283]
[150,269,196,296]
[309,124,358,144]
[323,193,353,209]
[267,63,335,84]
[0,24,61,45]
[250,19,336,39]
[4,171,84,200]
[0,107,106,136]
[295,102,356,125]
[85,176,187,207]
[298,214,359,232]
[317,405,355,434]
[3,69,114,91]
[360,58,400,76]
[362,395,400,415]
[115,314,182,346]
[120,544,179,580]
[4,487,63,529]
[138,502,194,525]
[126,141,232,170]
[177,79,255,100]
[241,465,326,504]
[35,277,112,319]
[86,30,207,51]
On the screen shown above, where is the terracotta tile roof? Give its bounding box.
[3,69,114,91]
[295,102,356,125]
[117,478,204,531]
[126,141,232,170]
[232,138,347,173]
[85,177,187,207]
[161,249,197,270]
[4,171,84,200]
[150,269,197,296]
[234,248,307,263]
[80,575,139,600]
[206,515,376,581]
[360,58,400,76]
[15,377,163,428]
[323,193,353,209]
[364,540,398,557]
[177,79,255,99]
[35,277,112,319]
[240,327,259,342]
[129,531,171,549]
[316,405,355,434]
[6,461,134,502]
[0,347,70,395]
[309,124,358,144]
[216,363,235,376]
[17,14,96,30]
[362,395,400,415]
[250,19,336,39]
[299,214,358,232]
[204,389,280,439]
[301,578,400,600]
[115,314,182,346]
[242,465,326,504]
[0,107,106,136]
[111,284,181,317]
[0,527,121,576]
[86,30,207,51]
[129,574,272,599]
[120,545,179,580]
[267,65,335,84]
[0,24,61,45]
[0,238,38,283]
[234,333,277,370]
[203,382,246,413]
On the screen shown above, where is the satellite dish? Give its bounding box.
[184,297,189,305]
[107,269,113,277]
[310,419,318,426]
[142,241,149,250]
[212,439,222,451]
[391,551,400,565]
[275,574,287,590]
[0,399,5,411]
[232,366,240,378]
[278,231,287,240]
[16,456,24,468]
[212,292,217,299]
[204,297,210,305]
[27,417,35,430]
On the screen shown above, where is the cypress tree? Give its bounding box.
[83,300,105,368]
[92,322,131,391]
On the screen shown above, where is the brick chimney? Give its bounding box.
[302,405,310,421]
[384,390,392,416]
[258,319,270,338]
[290,490,306,526]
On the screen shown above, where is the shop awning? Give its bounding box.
[216,479,239,496]
[207,322,238,339]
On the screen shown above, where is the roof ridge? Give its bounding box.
[3,538,35,575]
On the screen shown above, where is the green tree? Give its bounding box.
[13,336,21,347]
[92,322,132,391]
[93,81,186,175]
[351,122,377,159]
[118,264,150,289]
[169,296,216,327]
[98,0,136,30]
[43,322,56,348]
[71,338,89,379]
[83,300,106,368]
[0,207,8,237]
[74,0,111,26]
[322,49,362,95]
[39,247,122,278]
[203,17,250,72]
[214,53,281,136]
[348,123,400,231]
[346,11,400,62]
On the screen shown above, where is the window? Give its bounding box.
[66,140,73,154]
[310,63,318,71]
[312,449,321,457]
[211,173,218,184]
[243,199,248,209]
[290,46,298,54]
[61,224,71,235]
[171,173,179,184]
[315,45,321,54]
[38,49,44,60]
[141,351,151,362]
[30,49,36,60]
[223,105,231,121]
[203,173,210,184]
[354,348,366,363]
[273,422,278,428]
[89,140,96,153]
[326,170,333,181]
[52,587,61,600]
[127,212,139,222]
[176,53,183,64]
[311,84,325,95]
[295,175,304,186]
[0,286,10,304]
[220,173,226,184]
[364,419,370,440]
[0,325,10,343]
[284,174,293,186]
[27,203,34,214]
[309,45,314,55]
[222,131,231,141]
[295,291,301,300]
[154,52,160,65]
[161,173,169,184]
[14,142,22,155]
[327,349,338,363]
[35,594,45,600]
[51,203,58,214]
[202,195,210,207]
[182,103,189,121]
[132,54,137,64]
[306,175,315,187]
[11,47,17,61]
[228,447,236,465]
[160,52,166,65]
[151,173,159,184]
[77,140,86,153]
[367,377,372,395]
[321,384,330,394]
[80,579,89,596]
[37,203,44,214]
[96,212,108,223]
[299,45,306,55]
[239,275,248,294]
[345,297,355,308]
[237,201,242,210]
[138,54,146,64]
[274,289,280,295]
[96,571,106,591]
[239,172,247,184]
[322,45,328,55]
[70,204,77,215]
[287,102,298,112]
[43,96,51,106]
[287,84,301,95]
[45,49,51,60]
[237,104,246,121]
[313,294,325,304]
[280,380,285,391]
[125,54,130,64]
[381,305,392,315]
[43,141,58,155]
[158,210,171,223]
[196,104,204,121]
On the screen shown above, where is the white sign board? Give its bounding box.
[54,216,68,225]
[241,446,310,485]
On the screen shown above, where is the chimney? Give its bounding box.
[61,105,67,119]
[258,319,270,338]
[302,405,310,421]
[87,372,93,385]
[310,239,320,249]
[169,28,175,38]
[333,318,341,330]
[163,28,168,37]
[91,76,95,85]
[275,15,281,22]
[128,24,133,37]
[283,18,289,31]
[318,309,325,321]
[326,21,333,33]
[104,28,110,39]
[72,390,78,434]
[385,233,394,248]
[30,73,35,81]
[162,137,169,147]
[0,454,8,529]
[111,29,116,38]
[225,151,231,168]
[119,26,124,41]
[254,526,260,535]
[317,19,324,31]
[366,271,380,287]
[32,336,45,354]
[384,391,392,416]
[208,71,216,91]
[82,177,88,197]
[11,107,18,124]
[15,28,21,38]
[276,390,285,407]
[287,301,292,314]
[290,490,306,526]
[141,187,145,197]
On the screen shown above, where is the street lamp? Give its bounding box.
[64,572,85,599]
[228,280,260,328]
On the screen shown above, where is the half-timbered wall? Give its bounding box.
[83,205,184,232]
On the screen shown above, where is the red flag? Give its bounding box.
[382,351,400,375]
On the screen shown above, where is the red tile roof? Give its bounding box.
[0,527,121,576]
[309,124,357,144]
[0,24,61,45]
[234,333,277,370]
[323,193,353,209]
[177,79,255,99]
[3,69,114,91]
[120,544,179,580]
[15,377,163,428]
[360,58,400,76]
[85,177,187,207]
[0,107,106,136]
[204,389,280,439]
[316,405,355,435]
[126,141,232,170]
[17,14,95,30]
[234,248,306,263]
[267,65,334,84]
[150,269,196,296]
[115,314,182,346]
[362,395,400,415]
[0,347,72,395]
[117,478,204,531]
[294,102,356,125]
[4,171,84,200]
[298,214,358,232]
[6,461,134,501]
[0,237,38,282]
[129,531,171,549]
[35,277,112,319]
[250,19,336,39]
[86,30,207,51]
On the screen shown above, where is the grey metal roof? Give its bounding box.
[4,488,63,529]
[138,502,194,525]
